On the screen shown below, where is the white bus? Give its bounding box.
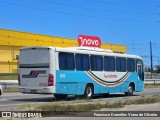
[19,46,144,99]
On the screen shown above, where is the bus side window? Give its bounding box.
[137,59,144,80]
[121,58,126,72]
[66,53,75,70]
[127,58,135,72]
[59,52,75,70]
[75,54,82,70]
[82,54,90,71]
[116,57,121,72]
[116,57,126,72]
[104,56,115,71]
[59,52,67,70]
[131,59,135,72]
[110,57,115,71]
[90,55,103,71]
[97,56,103,71]
[75,54,90,71]
[90,55,97,71]
[104,56,109,71]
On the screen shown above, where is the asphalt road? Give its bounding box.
[0,88,160,112]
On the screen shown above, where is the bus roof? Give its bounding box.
[20,46,142,60]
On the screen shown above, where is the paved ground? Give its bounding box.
[0,88,160,119]
[26,103,160,120]
[1,103,159,120]
[101,103,160,111]
[0,88,160,111]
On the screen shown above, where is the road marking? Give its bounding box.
[0,103,24,107]
[0,102,39,107]
[0,98,8,101]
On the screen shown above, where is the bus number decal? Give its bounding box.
[60,74,66,78]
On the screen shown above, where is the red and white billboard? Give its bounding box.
[78,35,101,48]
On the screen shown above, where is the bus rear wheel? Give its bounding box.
[125,85,134,96]
[54,94,67,100]
[84,84,94,99]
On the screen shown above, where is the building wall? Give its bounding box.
[0,46,19,73]
[0,29,126,74]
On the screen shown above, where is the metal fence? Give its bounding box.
[145,74,160,79]
[0,79,160,90]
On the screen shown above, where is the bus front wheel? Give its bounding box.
[125,85,134,96]
[84,84,94,99]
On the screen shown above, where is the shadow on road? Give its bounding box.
[11,93,140,103]
[11,96,55,102]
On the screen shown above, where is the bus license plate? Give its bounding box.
[31,90,37,93]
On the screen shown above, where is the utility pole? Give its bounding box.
[150,41,153,79]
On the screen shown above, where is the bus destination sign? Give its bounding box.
[78,35,101,48]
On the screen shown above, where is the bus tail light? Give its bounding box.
[48,74,54,86]
[18,74,20,86]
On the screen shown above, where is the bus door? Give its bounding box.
[137,64,142,80]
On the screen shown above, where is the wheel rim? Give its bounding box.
[128,86,133,93]
[86,87,92,97]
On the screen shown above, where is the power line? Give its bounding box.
[87,0,159,8]
[153,55,160,58]
[39,0,157,16]
[0,0,156,23]
[127,43,149,46]
[39,0,152,15]
[85,0,126,6]
[39,0,117,13]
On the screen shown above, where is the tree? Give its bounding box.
[154,65,160,74]
[157,66,160,74]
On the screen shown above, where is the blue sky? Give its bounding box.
[0,0,160,66]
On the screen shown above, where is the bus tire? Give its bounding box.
[0,90,2,96]
[125,84,134,96]
[84,84,94,99]
[54,94,67,100]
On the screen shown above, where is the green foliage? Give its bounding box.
[34,96,160,112]
[0,74,18,80]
